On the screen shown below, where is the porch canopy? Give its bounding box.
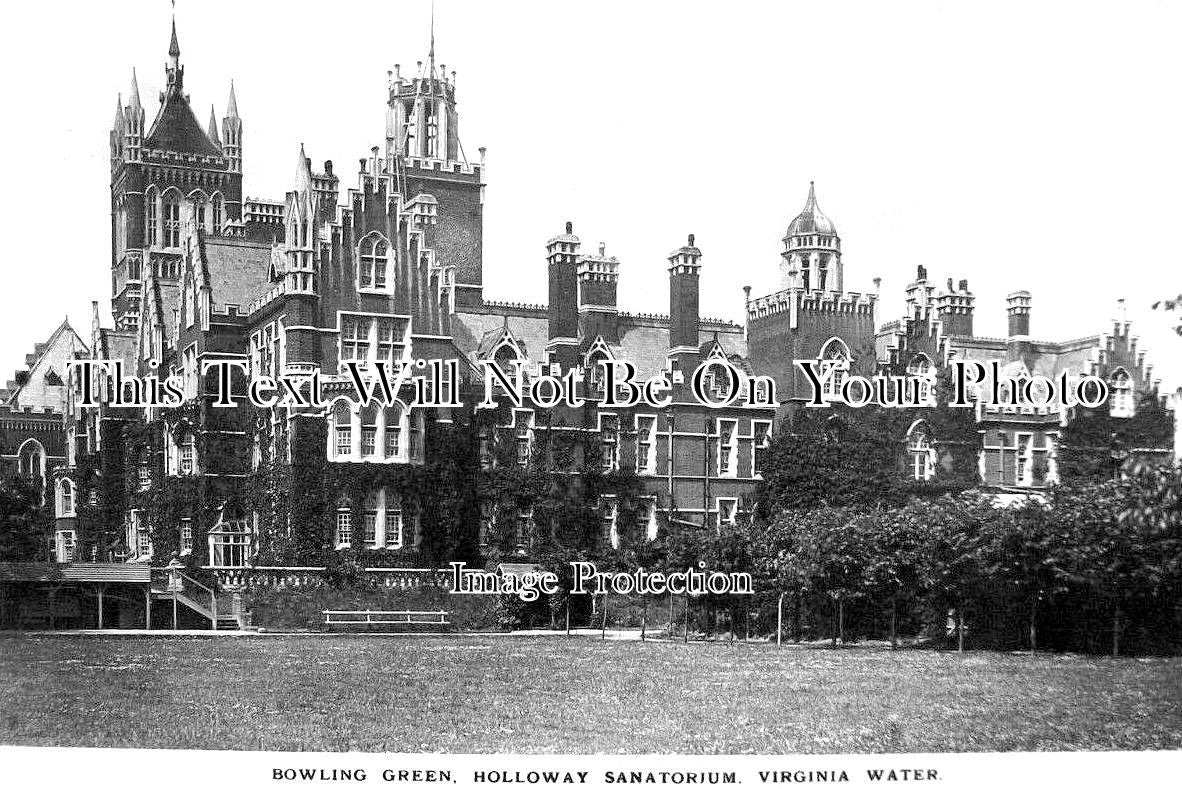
[0,562,152,629]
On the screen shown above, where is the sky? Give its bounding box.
[0,0,1179,389]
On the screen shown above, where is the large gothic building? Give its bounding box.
[26,17,1171,608]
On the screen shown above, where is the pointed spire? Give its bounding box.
[428,0,436,77]
[169,14,181,63]
[128,68,142,110]
[804,180,818,210]
[294,143,313,193]
[225,80,239,118]
[207,106,221,145]
[113,93,125,131]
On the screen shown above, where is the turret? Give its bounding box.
[222,81,241,173]
[124,70,144,163]
[779,182,842,293]
[283,144,318,294]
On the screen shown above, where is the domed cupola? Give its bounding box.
[785,181,837,238]
[779,182,843,293]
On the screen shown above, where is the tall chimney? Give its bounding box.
[668,234,703,378]
[1006,290,1032,364]
[545,221,581,369]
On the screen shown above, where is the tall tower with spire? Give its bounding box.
[382,14,485,310]
[109,14,244,331]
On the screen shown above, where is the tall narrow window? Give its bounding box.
[385,493,404,549]
[363,492,379,548]
[409,410,425,461]
[336,509,353,548]
[384,404,403,459]
[514,411,534,466]
[57,479,75,517]
[145,187,158,246]
[211,194,224,234]
[478,426,494,470]
[180,433,196,475]
[361,405,378,458]
[515,506,533,553]
[162,191,181,247]
[600,414,620,471]
[717,419,738,477]
[334,400,353,458]
[1016,434,1033,486]
[906,421,936,481]
[753,420,772,477]
[600,496,619,550]
[180,517,193,554]
[635,415,657,475]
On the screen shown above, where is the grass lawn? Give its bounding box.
[1,634,1180,753]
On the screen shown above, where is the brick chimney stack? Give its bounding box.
[546,221,581,369]
[668,233,703,377]
[935,277,975,336]
[577,242,621,344]
[1006,290,1033,363]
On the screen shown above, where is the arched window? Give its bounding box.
[188,190,207,232]
[1109,368,1134,417]
[360,404,379,458]
[57,478,75,517]
[906,420,936,481]
[209,516,251,568]
[161,189,182,247]
[383,403,404,459]
[358,233,389,290]
[145,186,158,246]
[818,338,852,401]
[907,354,935,404]
[17,439,45,485]
[210,193,224,234]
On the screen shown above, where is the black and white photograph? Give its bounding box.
[0,0,1180,785]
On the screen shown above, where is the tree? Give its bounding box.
[0,476,51,562]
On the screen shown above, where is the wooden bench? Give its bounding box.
[323,609,451,628]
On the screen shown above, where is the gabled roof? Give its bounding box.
[3,319,87,404]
